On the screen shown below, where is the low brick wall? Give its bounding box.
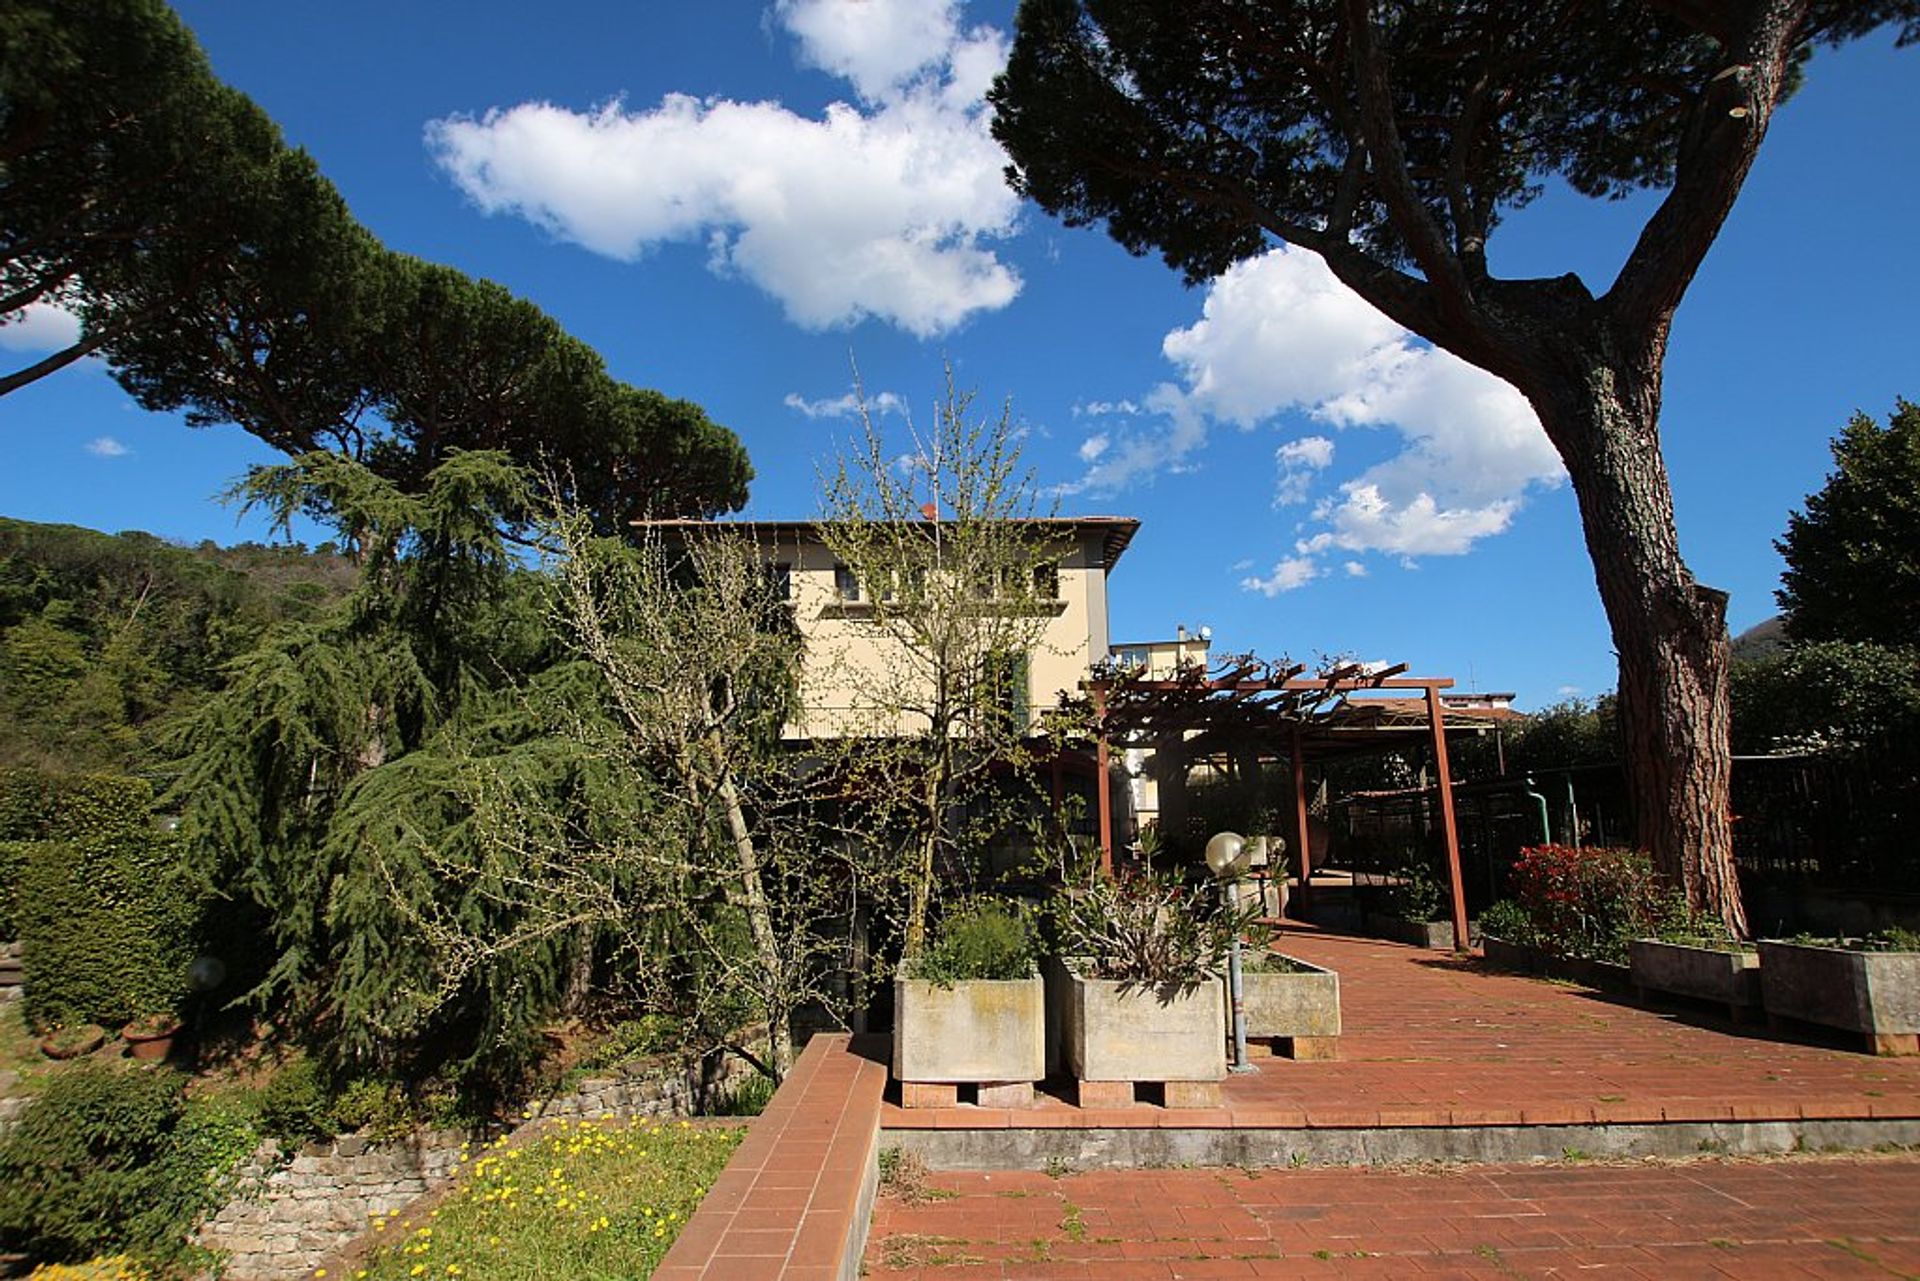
[656,1033,887,1281]
[200,1046,759,1281]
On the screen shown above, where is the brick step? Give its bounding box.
[1075,1078,1223,1109]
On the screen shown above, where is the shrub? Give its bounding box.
[908,898,1037,985]
[1379,863,1446,922]
[1054,864,1257,987]
[1477,899,1535,946]
[1506,844,1668,964]
[577,1015,682,1072]
[255,1057,333,1143]
[0,1064,255,1273]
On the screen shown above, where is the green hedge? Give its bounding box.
[0,769,154,842]
[0,839,27,938]
[2,769,201,1029]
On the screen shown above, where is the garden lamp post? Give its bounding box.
[1205,830,1258,1074]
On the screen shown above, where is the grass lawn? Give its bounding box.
[349,1117,744,1281]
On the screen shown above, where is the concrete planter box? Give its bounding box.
[1236,953,1340,1058]
[1063,966,1226,1086]
[1482,935,1541,974]
[1759,940,1920,1055]
[1364,912,1474,951]
[893,972,1045,1087]
[1480,938,1630,992]
[1629,939,1760,1018]
[1545,953,1633,995]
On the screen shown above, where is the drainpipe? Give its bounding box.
[1522,776,1552,846]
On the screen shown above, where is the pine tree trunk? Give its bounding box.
[1530,347,1748,937]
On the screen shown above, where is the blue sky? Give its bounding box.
[2,2,1915,709]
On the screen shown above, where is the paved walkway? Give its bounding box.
[865,1154,1920,1278]
[882,931,1920,1131]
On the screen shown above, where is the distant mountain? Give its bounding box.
[0,517,357,775]
[1731,615,1788,662]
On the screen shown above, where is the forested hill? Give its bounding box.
[0,516,358,775]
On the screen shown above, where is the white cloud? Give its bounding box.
[784,389,907,420]
[0,302,81,353]
[1241,555,1319,596]
[1051,382,1205,495]
[1073,399,1141,418]
[1343,560,1367,578]
[1273,433,1334,506]
[777,0,961,103]
[427,3,1019,338]
[85,436,129,458]
[1076,433,1109,463]
[1058,246,1562,580]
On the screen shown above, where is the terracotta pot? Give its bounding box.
[121,1019,182,1062]
[40,1024,106,1060]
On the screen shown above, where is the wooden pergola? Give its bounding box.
[1084,655,1475,946]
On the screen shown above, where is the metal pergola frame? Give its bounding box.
[1084,655,1473,946]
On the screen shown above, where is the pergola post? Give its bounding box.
[1290,724,1312,911]
[1093,684,1113,875]
[1425,684,1471,949]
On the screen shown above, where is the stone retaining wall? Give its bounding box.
[199,1046,759,1281]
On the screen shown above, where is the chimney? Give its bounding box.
[920,502,938,521]
[1176,625,1187,642]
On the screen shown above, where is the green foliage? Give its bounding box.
[1379,864,1446,924]
[1730,640,1920,755]
[578,1017,682,1073]
[1477,899,1535,946]
[0,0,294,396]
[1055,858,1258,987]
[704,1072,776,1118]
[1778,400,1920,646]
[4,773,201,1030]
[0,1064,256,1273]
[0,517,355,775]
[908,899,1038,985]
[1506,845,1673,964]
[254,1057,333,1144]
[0,839,27,938]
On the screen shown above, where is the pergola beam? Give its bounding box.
[1083,656,1477,943]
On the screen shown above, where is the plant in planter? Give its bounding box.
[39,1022,107,1060]
[1629,907,1760,1021]
[1365,861,1462,949]
[1500,845,1665,987]
[1237,949,1341,1059]
[1049,861,1257,1106]
[120,1012,184,1062]
[893,898,1045,1108]
[1477,900,1541,973]
[1758,928,1920,1055]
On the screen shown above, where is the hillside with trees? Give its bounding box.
[0,516,357,774]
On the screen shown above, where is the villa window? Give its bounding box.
[833,563,861,602]
[769,562,793,601]
[1032,561,1060,600]
[983,649,1031,733]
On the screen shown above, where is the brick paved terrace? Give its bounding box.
[863,1153,1920,1278]
[881,930,1920,1135]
